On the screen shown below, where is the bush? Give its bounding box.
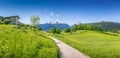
[56,28,61,34]
[50,28,56,34]
[49,28,61,34]
[4,20,12,24]
[64,28,71,33]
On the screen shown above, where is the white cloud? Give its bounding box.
[50,12,54,16]
[56,14,59,17]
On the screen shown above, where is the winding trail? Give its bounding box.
[52,38,90,58]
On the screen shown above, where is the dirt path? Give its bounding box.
[52,38,90,58]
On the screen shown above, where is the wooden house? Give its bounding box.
[0,16,19,25]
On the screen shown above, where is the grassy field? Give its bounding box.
[53,30,120,58]
[0,25,58,58]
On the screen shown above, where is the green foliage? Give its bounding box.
[30,15,40,28]
[0,19,12,24]
[87,21,120,31]
[71,25,77,32]
[54,31,120,58]
[49,28,61,34]
[18,22,26,27]
[4,20,12,24]
[18,22,41,30]
[17,22,33,30]
[111,29,119,33]
[103,32,118,36]
[0,25,58,58]
[34,25,42,30]
[0,17,4,24]
[55,28,61,34]
[72,24,103,32]
[64,28,71,33]
[50,28,56,34]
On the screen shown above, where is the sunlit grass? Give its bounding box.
[0,25,58,58]
[54,30,120,58]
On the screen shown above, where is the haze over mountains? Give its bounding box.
[39,21,70,31]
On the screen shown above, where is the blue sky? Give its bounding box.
[0,0,120,25]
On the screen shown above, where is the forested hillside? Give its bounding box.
[86,21,120,31]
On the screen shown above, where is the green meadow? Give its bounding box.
[0,25,58,58]
[53,30,120,58]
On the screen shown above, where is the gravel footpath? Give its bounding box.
[52,38,90,58]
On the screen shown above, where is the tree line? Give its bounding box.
[49,24,103,34]
[72,24,103,32]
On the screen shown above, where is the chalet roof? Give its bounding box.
[4,16,20,19]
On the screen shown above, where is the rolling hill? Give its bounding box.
[85,21,120,31]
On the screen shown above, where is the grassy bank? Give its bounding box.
[0,25,58,58]
[53,30,120,58]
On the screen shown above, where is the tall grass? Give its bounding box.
[53,30,120,58]
[0,25,58,58]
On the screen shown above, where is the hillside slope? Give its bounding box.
[86,21,120,31]
[0,25,58,58]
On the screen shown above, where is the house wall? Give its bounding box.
[0,16,19,24]
[4,17,19,25]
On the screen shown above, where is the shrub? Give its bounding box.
[49,28,61,34]
[56,28,61,34]
[64,28,71,33]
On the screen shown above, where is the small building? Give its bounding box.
[0,16,19,25]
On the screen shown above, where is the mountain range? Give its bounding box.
[39,23,70,31]
[39,21,120,31]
